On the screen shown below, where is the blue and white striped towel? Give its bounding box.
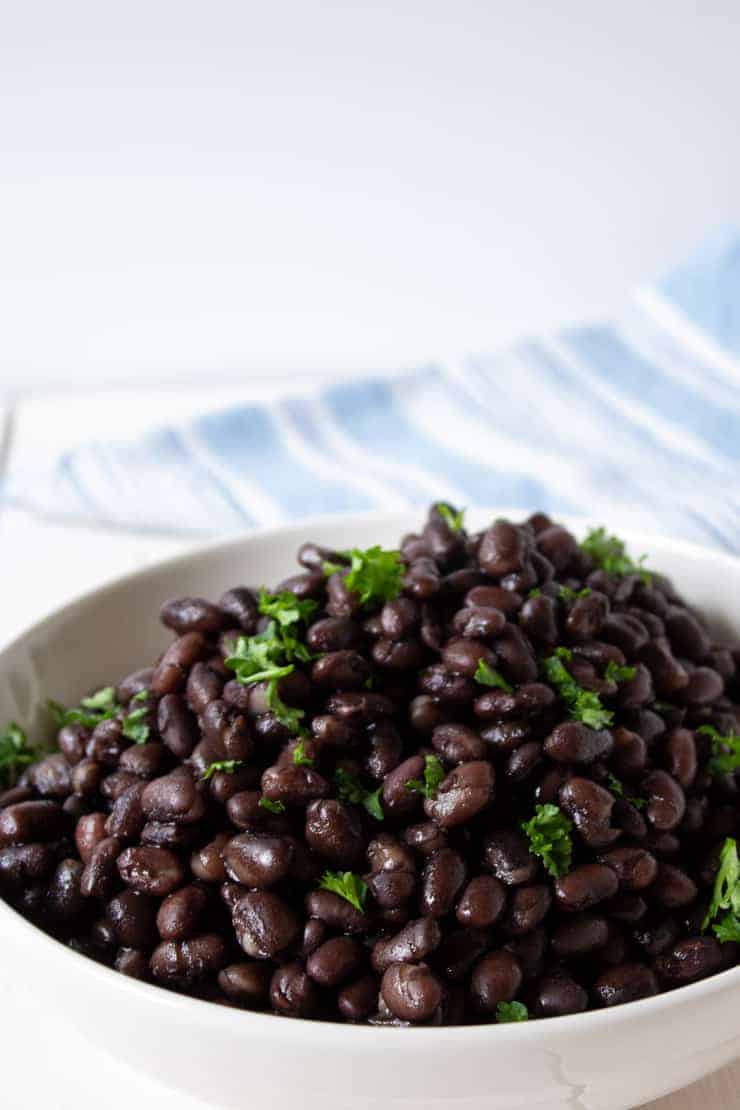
[4,227,739,549]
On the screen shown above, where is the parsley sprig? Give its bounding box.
[434,503,466,532]
[697,725,740,777]
[258,796,286,814]
[49,686,150,743]
[202,759,246,781]
[580,527,651,583]
[324,545,403,607]
[319,870,368,912]
[703,838,740,942]
[496,1001,529,1023]
[520,803,573,878]
[0,722,40,790]
[606,772,647,810]
[604,660,636,684]
[226,593,315,735]
[334,767,384,821]
[405,754,446,800]
[542,648,613,730]
[291,739,314,767]
[558,585,591,603]
[474,658,513,693]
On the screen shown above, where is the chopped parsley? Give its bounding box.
[258,796,286,814]
[48,685,120,730]
[0,722,39,790]
[604,660,636,684]
[528,587,542,599]
[334,767,384,821]
[474,658,513,693]
[405,753,446,800]
[202,759,246,781]
[324,545,403,607]
[520,803,573,878]
[258,589,318,628]
[121,705,150,744]
[697,725,740,777]
[496,1001,529,1023]
[606,772,647,810]
[542,648,613,730]
[558,585,591,603]
[434,503,466,532]
[319,870,368,912]
[226,606,313,736]
[291,738,314,767]
[702,838,740,942]
[580,527,651,583]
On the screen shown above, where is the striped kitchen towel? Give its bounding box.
[3,227,739,549]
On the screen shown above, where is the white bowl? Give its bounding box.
[1,510,739,1110]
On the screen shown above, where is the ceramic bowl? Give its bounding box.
[1,511,739,1110]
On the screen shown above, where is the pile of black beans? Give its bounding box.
[1,506,739,1026]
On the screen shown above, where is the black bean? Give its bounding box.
[533,975,588,1016]
[484,829,539,886]
[219,587,259,632]
[151,632,206,696]
[470,950,522,1013]
[312,650,371,690]
[544,722,613,764]
[270,962,320,1017]
[599,845,658,891]
[432,723,484,764]
[641,770,686,832]
[593,962,659,1006]
[107,890,159,947]
[502,884,552,936]
[338,975,379,1022]
[424,761,494,828]
[232,891,301,958]
[151,934,226,982]
[218,962,272,1007]
[224,832,295,888]
[0,843,54,887]
[306,936,365,987]
[0,800,67,847]
[554,864,619,911]
[156,884,209,940]
[456,875,506,928]
[551,915,609,957]
[160,597,227,635]
[306,889,370,935]
[117,845,184,896]
[421,848,466,917]
[81,836,122,898]
[381,962,443,1022]
[371,917,442,973]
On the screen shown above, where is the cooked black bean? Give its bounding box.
[156,884,209,940]
[371,917,442,973]
[554,864,619,911]
[456,875,506,928]
[224,832,294,888]
[470,949,522,1013]
[484,829,539,886]
[593,962,659,1006]
[232,891,300,958]
[424,761,494,828]
[81,836,122,898]
[502,884,552,936]
[218,961,272,1007]
[151,632,206,696]
[551,914,609,957]
[381,962,443,1022]
[338,975,378,1022]
[544,722,613,764]
[641,769,686,832]
[0,800,67,846]
[306,936,365,987]
[533,975,588,1017]
[117,845,184,896]
[151,934,226,982]
[599,845,658,891]
[420,848,466,917]
[0,843,53,887]
[653,937,724,984]
[107,890,158,947]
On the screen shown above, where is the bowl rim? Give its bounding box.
[1,506,739,1044]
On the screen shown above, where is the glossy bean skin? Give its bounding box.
[424,762,494,828]
[151,632,206,696]
[381,962,443,1022]
[593,963,659,1007]
[470,950,522,1013]
[117,846,185,896]
[223,832,294,888]
[156,885,209,940]
[218,962,272,1007]
[232,891,301,959]
[554,864,619,912]
[421,848,466,917]
[533,975,588,1017]
[306,936,365,987]
[150,934,226,982]
[371,918,442,973]
[456,875,506,928]
[0,801,67,847]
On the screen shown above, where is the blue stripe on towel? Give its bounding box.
[657,225,740,356]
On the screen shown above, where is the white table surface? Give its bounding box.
[1,395,739,1108]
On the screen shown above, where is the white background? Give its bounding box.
[1,2,739,1106]
[1,0,739,393]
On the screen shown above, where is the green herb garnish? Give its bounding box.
[606,772,647,810]
[580,527,651,583]
[542,648,613,730]
[520,803,573,878]
[496,1001,529,1023]
[697,725,740,777]
[528,588,542,599]
[558,585,591,603]
[292,738,314,767]
[318,870,368,912]
[324,545,403,607]
[434,503,466,532]
[121,705,150,744]
[265,678,306,735]
[0,722,39,790]
[334,767,384,821]
[48,685,120,730]
[202,759,246,781]
[258,796,286,814]
[405,754,446,800]
[604,660,636,684]
[474,659,513,693]
[702,838,740,941]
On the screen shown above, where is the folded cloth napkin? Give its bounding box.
[4,227,739,548]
